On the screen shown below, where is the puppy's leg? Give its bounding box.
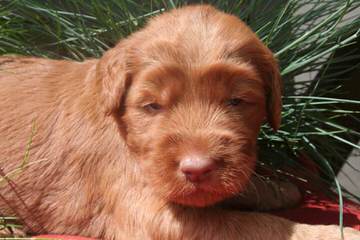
[223,175,302,211]
[125,195,359,240]
[228,213,360,240]
[290,223,360,240]
[177,211,359,240]
[231,213,360,240]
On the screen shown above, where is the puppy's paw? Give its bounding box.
[341,227,360,240]
[293,224,360,240]
[223,176,301,211]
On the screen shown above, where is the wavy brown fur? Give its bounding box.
[0,5,359,240]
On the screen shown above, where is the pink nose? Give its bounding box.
[179,156,216,182]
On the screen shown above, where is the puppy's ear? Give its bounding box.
[97,44,131,115]
[238,43,282,130]
[261,53,282,131]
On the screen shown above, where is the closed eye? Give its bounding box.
[143,102,163,113]
[226,98,244,107]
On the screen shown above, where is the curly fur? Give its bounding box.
[0,5,359,240]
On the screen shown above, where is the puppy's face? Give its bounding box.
[124,62,265,207]
[98,5,281,207]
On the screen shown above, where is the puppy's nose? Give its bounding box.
[179,156,216,182]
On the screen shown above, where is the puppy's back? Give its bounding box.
[0,56,101,182]
[0,56,104,232]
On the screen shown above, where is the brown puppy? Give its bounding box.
[0,5,358,240]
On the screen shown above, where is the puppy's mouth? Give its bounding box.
[170,187,228,207]
[145,139,256,207]
[168,169,249,207]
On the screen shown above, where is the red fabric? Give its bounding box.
[272,193,360,230]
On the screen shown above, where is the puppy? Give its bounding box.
[0,5,359,240]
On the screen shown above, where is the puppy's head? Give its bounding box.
[97,5,282,207]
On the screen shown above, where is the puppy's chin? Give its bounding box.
[166,170,252,207]
[140,136,257,207]
[169,189,234,207]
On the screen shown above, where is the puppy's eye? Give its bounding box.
[226,98,244,107]
[143,103,162,113]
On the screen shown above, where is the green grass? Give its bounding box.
[1,0,360,238]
